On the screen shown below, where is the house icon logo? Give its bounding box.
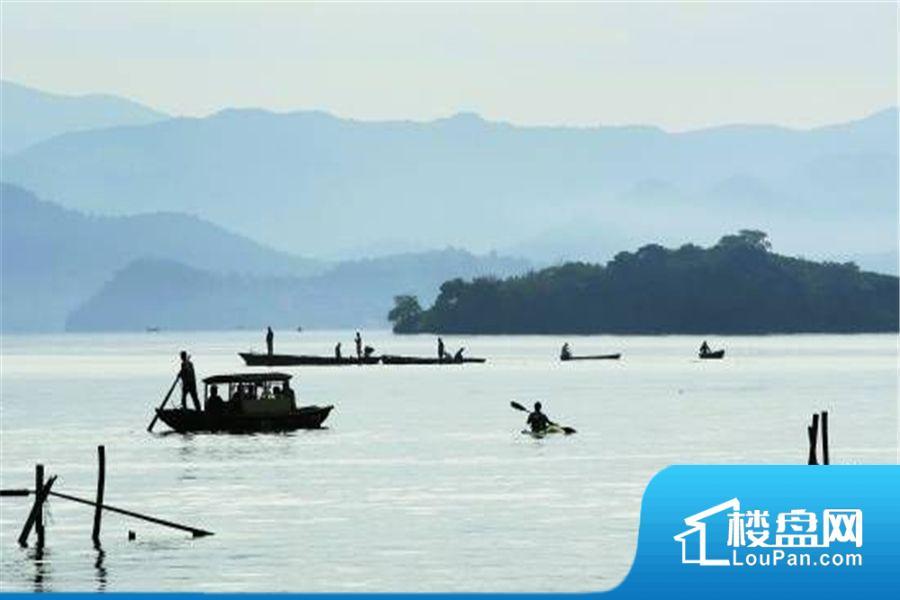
[674,498,740,566]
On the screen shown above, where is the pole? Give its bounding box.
[821,411,829,465]
[147,375,179,432]
[47,490,213,538]
[807,413,819,465]
[34,465,45,546]
[92,445,106,545]
[17,474,57,547]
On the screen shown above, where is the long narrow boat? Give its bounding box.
[239,352,380,367]
[561,353,621,361]
[699,349,725,359]
[155,372,334,434]
[380,355,487,365]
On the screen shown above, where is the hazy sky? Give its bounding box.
[2,2,897,130]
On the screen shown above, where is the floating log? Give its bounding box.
[0,489,30,497]
[46,490,213,538]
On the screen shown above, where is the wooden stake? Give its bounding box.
[821,411,829,465]
[17,474,57,548]
[47,490,213,538]
[92,446,106,545]
[807,413,819,465]
[34,465,45,547]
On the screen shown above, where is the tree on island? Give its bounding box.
[388,231,898,335]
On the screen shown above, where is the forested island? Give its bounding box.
[388,231,899,334]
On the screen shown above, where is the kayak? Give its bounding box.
[699,350,725,359]
[561,353,621,361]
[380,355,487,365]
[520,424,576,439]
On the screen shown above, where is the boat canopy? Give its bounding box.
[202,372,292,385]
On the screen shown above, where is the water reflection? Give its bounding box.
[94,545,108,591]
[27,546,51,592]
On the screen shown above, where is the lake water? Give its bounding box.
[0,331,896,592]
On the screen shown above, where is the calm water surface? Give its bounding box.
[0,331,896,592]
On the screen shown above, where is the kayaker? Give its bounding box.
[266,327,274,355]
[335,342,342,359]
[699,340,710,356]
[453,347,465,362]
[437,337,445,361]
[560,343,572,360]
[527,401,551,433]
[178,351,201,411]
[355,331,363,359]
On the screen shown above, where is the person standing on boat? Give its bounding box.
[266,327,274,355]
[527,401,551,433]
[437,337,445,361]
[355,331,363,360]
[335,342,342,359]
[178,351,201,411]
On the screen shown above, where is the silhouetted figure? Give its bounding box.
[355,331,363,359]
[454,347,465,362]
[178,351,201,411]
[282,380,296,407]
[335,342,342,359]
[526,401,551,433]
[266,327,274,355]
[560,343,572,360]
[699,340,711,356]
[437,337,445,361]
[206,384,225,413]
[364,345,375,358]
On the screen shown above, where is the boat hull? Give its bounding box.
[156,405,334,433]
[561,353,621,361]
[699,350,725,359]
[240,352,380,367]
[380,355,486,365]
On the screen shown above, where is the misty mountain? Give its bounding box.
[65,250,531,332]
[2,105,896,263]
[1,183,323,332]
[1,80,168,154]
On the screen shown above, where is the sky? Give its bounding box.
[1,1,897,131]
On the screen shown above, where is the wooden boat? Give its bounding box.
[380,355,487,365]
[155,372,333,434]
[699,349,725,359]
[561,353,621,361]
[239,352,380,367]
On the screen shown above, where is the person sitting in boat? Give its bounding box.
[453,347,465,362]
[527,401,551,433]
[560,343,572,360]
[699,340,711,356]
[335,342,342,359]
[178,351,201,411]
[206,384,225,414]
[363,345,375,358]
[282,380,297,409]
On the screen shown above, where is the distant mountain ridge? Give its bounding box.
[2,102,896,264]
[1,80,168,153]
[65,250,531,332]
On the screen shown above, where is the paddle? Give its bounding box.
[509,401,576,435]
[147,375,180,432]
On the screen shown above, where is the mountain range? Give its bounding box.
[2,80,896,270]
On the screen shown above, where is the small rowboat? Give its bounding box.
[561,353,621,361]
[699,349,725,359]
[380,355,486,365]
[521,424,576,439]
[239,352,380,367]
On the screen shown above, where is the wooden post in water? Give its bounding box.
[18,473,56,547]
[821,411,829,465]
[807,413,819,465]
[34,465,45,547]
[92,445,106,545]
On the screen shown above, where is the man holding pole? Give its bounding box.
[179,351,201,411]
